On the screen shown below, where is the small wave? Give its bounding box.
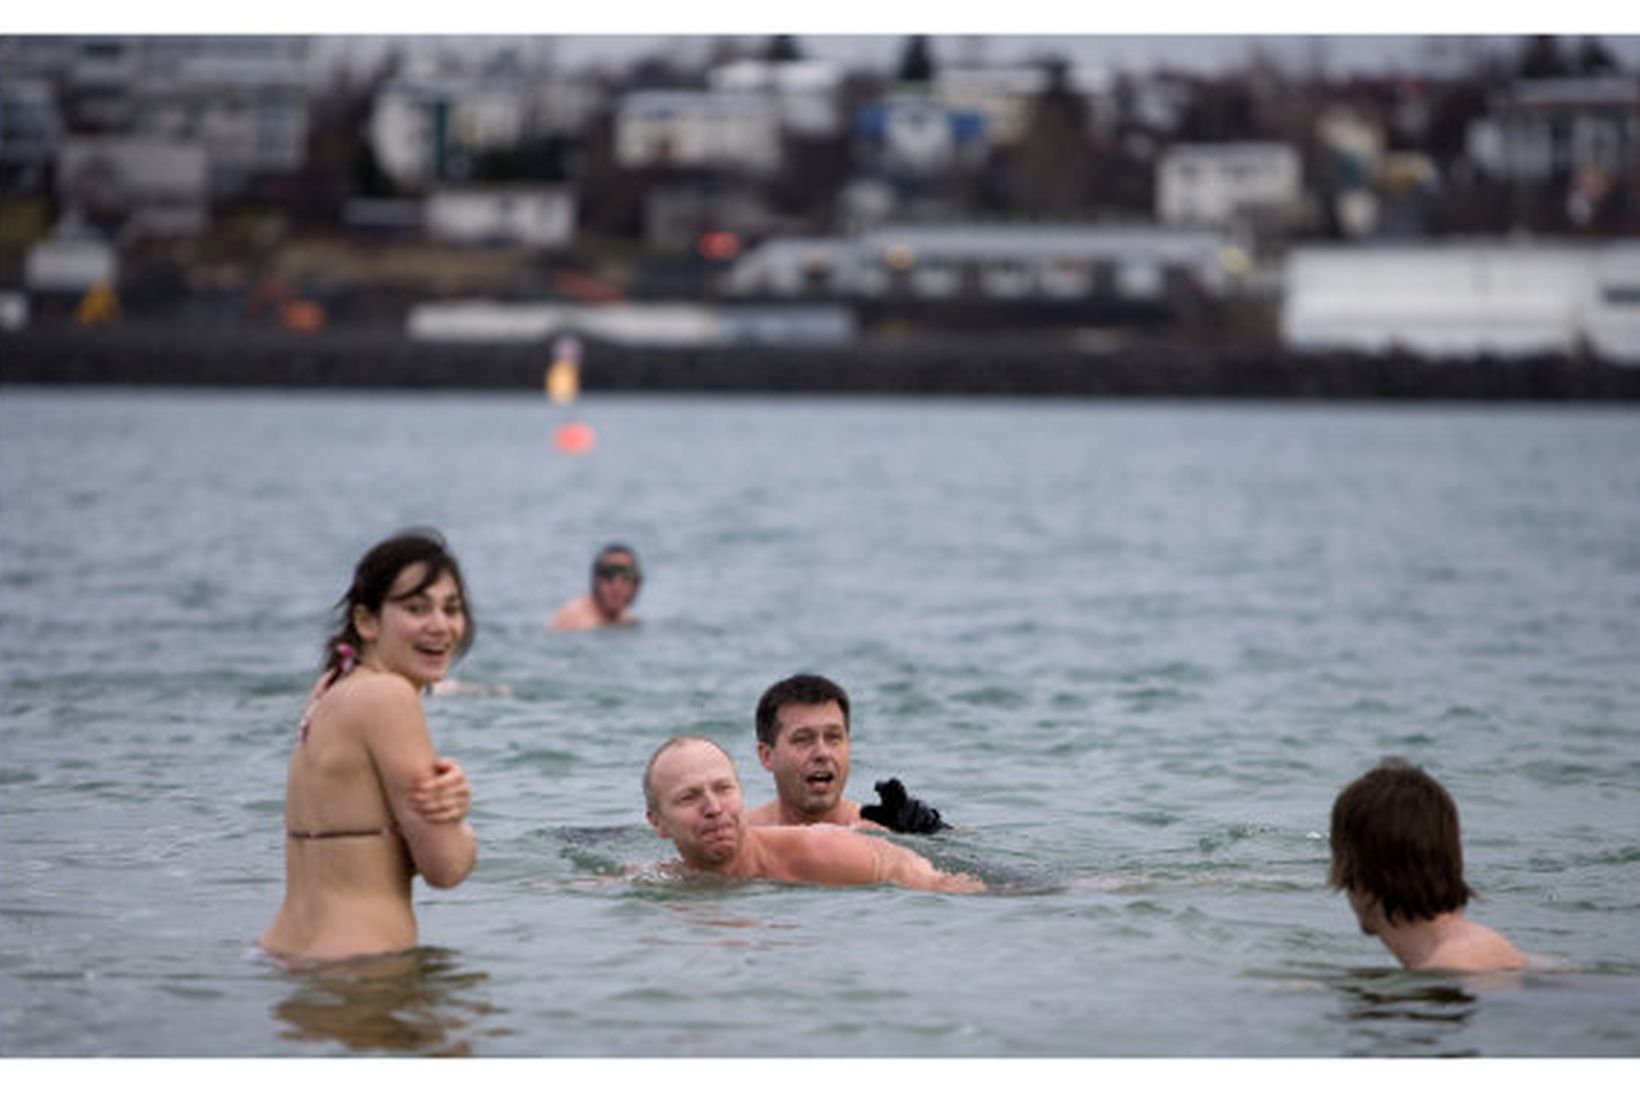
[950,685,1029,710]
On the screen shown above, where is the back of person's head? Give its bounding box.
[755,673,850,746]
[326,527,475,673]
[1329,757,1475,924]
[590,542,642,594]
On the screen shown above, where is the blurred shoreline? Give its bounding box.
[4,324,1639,400]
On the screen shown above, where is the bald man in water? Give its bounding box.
[643,736,982,894]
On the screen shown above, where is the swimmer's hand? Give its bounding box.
[410,757,470,824]
[860,778,948,834]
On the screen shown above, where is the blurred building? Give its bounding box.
[0,36,311,198]
[1466,76,1639,182]
[1464,75,1640,227]
[707,57,845,139]
[1155,142,1304,230]
[1282,241,1640,361]
[0,77,61,190]
[723,222,1236,333]
[134,41,311,196]
[369,72,534,190]
[424,184,575,248]
[55,135,209,237]
[613,90,782,173]
[933,64,1114,146]
[24,216,118,292]
[643,184,774,252]
[853,94,988,177]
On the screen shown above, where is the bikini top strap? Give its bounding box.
[296,642,359,744]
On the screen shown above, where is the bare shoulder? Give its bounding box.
[327,671,420,723]
[327,672,432,759]
[761,823,872,868]
[549,597,597,631]
[744,800,780,826]
[1429,921,1528,973]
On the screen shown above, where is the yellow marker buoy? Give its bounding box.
[553,421,596,454]
[546,358,579,405]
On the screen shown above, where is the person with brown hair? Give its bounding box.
[260,529,479,963]
[1328,758,1525,972]
[549,543,642,631]
[744,673,948,834]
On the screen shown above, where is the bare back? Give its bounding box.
[260,669,474,961]
[744,825,982,893]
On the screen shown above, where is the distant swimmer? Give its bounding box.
[260,529,479,964]
[1328,758,1526,973]
[549,543,641,631]
[642,736,983,893]
[744,673,949,834]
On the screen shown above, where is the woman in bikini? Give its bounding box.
[260,529,480,963]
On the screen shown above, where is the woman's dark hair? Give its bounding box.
[755,673,851,747]
[322,528,475,675]
[1328,757,1476,925]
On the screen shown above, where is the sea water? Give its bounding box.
[1,388,1638,1057]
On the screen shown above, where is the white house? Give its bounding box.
[1156,142,1304,229]
[708,58,843,139]
[423,186,576,249]
[613,90,782,173]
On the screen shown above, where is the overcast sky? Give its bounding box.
[303,33,1639,80]
[11,5,1638,78]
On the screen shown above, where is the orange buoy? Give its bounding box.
[553,421,596,454]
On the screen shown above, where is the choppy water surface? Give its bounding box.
[2,388,1638,1057]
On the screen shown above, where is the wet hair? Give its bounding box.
[322,527,475,676]
[1328,757,1476,925]
[754,673,851,747]
[643,735,735,813]
[589,542,642,596]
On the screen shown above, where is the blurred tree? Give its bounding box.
[351,132,396,199]
[470,137,576,183]
[1422,77,1491,164]
[1519,35,1568,78]
[1575,37,1618,74]
[291,73,387,222]
[767,35,803,63]
[1177,76,1254,142]
[771,134,851,227]
[897,35,935,85]
[1010,57,1095,215]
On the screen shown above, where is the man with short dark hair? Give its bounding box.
[642,736,981,893]
[745,673,947,834]
[1329,758,1526,972]
[549,543,642,630]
